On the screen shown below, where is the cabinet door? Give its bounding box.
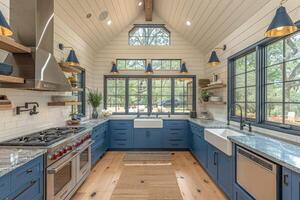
[207,144,218,181]
[292,170,300,200]
[233,184,254,200]
[282,167,292,200]
[218,151,233,199]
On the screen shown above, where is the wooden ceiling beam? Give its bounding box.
[145,0,153,21]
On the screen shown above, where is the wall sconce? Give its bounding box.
[265,0,297,38]
[145,63,153,74]
[0,10,13,36]
[208,45,226,67]
[110,62,119,74]
[179,62,188,74]
[59,43,80,67]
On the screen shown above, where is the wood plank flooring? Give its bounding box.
[71,151,228,200]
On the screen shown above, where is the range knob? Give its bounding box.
[67,145,73,151]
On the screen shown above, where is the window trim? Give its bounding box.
[128,24,171,46]
[104,75,196,115]
[151,59,182,71]
[228,20,300,136]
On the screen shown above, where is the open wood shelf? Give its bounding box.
[0,75,24,84]
[71,87,84,92]
[0,36,31,53]
[200,101,227,105]
[0,104,13,110]
[59,63,82,74]
[48,101,81,106]
[201,84,226,90]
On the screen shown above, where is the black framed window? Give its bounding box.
[228,21,300,135]
[151,59,181,70]
[104,75,196,114]
[116,59,146,70]
[232,51,256,120]
[106,78,126,113]
[72,68,86,116]
[128,24,170,46]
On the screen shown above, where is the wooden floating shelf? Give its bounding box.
[0,104,13,110]
[59,63,82,74]
[48,101,81,106]
[71,87,84,92]
[201,84,226,90]
[0,35,31,53]
[0,75,24,84]
[200,101,227,105]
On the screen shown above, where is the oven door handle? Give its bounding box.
[47,140,93,174]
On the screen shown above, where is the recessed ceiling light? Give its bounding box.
[186,21,191,26]
[138,1,143,6]
[99,10,109,21]
[107,20,112,25]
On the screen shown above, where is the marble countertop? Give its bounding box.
[188,118,228,128]
[0,148,46,177]
[229,133,300,173]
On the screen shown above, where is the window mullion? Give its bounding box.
[125,78,129,114]
[171,78,175,114]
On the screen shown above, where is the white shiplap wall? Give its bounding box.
[0,0,95,141]
[204,0,300,143]
[94,13,205,112]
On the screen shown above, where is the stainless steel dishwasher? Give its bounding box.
[236,146,279,200]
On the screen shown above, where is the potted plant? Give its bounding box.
[87,88,102,119]
[201,90,211,102]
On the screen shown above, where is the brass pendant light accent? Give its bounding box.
[110,62,119,74]
[145,63,153,74]
[265,0,297,38]
[208,45,226,67]
[59,43,80,67]
[0,11,13,36]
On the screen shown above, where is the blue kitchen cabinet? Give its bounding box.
[207,143,233,199]
[91,122,108,166]
[207,143,218,181]
[164,120,188,148]
[109,120,133,149]
[134,129,163,148]
[233,183,254,200]
[0,155,44,200]
[282,167,300,200]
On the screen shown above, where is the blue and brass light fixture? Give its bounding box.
[265,0,297,38]
[59,43,80,67]
[110,62,119,74]
[179,62,188,74]
[0,10,13,36]
[145,63,153,74]
[208,45,226,67]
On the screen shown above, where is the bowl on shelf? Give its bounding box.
[209,96,223,102]
[0,63,13,76]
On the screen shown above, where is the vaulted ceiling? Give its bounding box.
[55,0,271,53]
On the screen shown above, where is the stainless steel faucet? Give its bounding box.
[228,103,251,131]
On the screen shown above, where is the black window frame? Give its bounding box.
[228,21,300,136]
[151,59,182,71]
[128,24,171,46]
[104,75,196,115]
[72,67,86,117]
[116,59,147,71]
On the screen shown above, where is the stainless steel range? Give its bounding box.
[0,127,92,200]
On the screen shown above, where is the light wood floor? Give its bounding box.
[71,151,228,200]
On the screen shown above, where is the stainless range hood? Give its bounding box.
[0,0,72,91]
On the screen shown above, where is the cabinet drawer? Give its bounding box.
[11,157,43,192]
[110,138,131,148]
[165,138,187,148]
[0,174,10,199]
[164,120,188,128]
[13,176,43,200]
[165,130,187,139]
[92,129,105,141]
[111,130,131,139]
[110,120,133,129]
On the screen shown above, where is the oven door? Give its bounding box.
[76,142,92,182]
[47,155,77,200]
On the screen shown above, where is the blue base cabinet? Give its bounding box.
[163,120,188,149]
[190,122,207,168]
[207,144,218,181]
[91,122,109,166]
[134,129,162,148]
[0,155,44,200]
[282,167,300,200]
[233,184,254,200]
[109,120,133,149]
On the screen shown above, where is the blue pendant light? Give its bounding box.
[265,1,297,37]
[65,49,80,67]
[179,62,188,74]
[0,10,13,36]
[110,62,119,74]
[145,63,153,74]
[208,45,226,67]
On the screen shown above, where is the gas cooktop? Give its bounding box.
[0,127,86,147]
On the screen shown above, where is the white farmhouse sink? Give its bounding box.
[134,118,163,128]
[204,129,243,156]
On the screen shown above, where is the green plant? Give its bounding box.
[87,88,102,108]
[200,90,211,101]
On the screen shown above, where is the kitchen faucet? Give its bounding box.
[228,103,252,131]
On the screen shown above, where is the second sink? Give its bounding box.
[134,118,163,128]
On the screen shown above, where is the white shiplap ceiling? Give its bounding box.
[55,0,271,53]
